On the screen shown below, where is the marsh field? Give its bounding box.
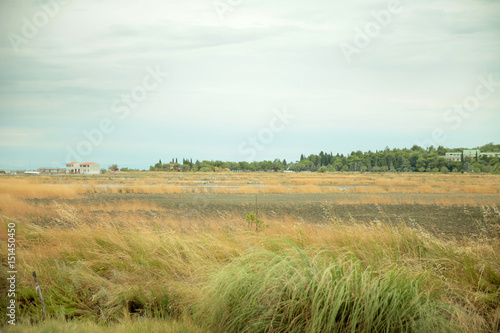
[1,172,500,332]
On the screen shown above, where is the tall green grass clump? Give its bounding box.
[196,247,455,333]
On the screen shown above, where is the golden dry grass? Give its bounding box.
[2,173,500,333]
[0,178,87,198]
[1,173,499,212]
[0,193,33,216]
[2,210,499,331]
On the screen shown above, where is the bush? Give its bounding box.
[318,166,328,173]
[244,212,267,232]
[492,162,500,174]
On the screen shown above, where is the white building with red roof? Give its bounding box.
[66,162,100,174]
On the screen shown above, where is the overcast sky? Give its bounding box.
[1,0,499,169]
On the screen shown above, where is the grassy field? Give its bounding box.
[1,172,499,332]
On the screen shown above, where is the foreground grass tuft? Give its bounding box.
[195,246,454,333]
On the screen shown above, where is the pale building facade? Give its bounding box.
[443,150,499,162]
[66,162,100,174]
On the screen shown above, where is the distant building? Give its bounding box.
[444,152,461,162]
[464,150,500,159]
[66,162,80,174]
[66,162,100,175]
[463,149,481,159]
[37,167,65,174]
[441,150,500,162]
[480,152,500,158]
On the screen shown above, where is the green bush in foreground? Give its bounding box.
[195,247,455,333]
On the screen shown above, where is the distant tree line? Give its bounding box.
[149,143,500,174]
[150,158,289,173]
